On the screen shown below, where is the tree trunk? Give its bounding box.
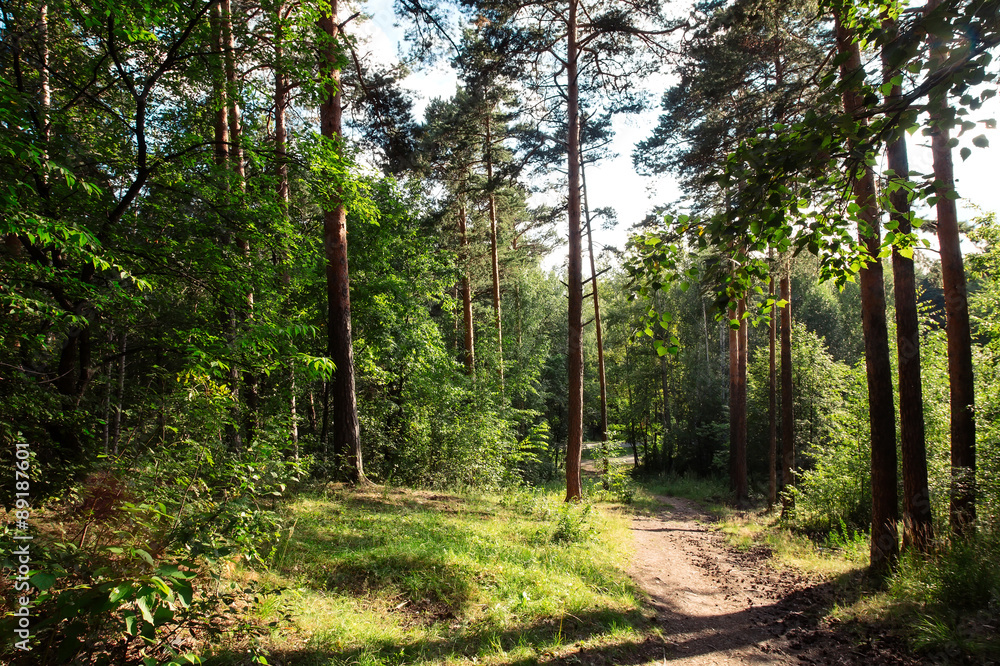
[290,369,299,459]
[459,203,475,375]
[485,115,504,389]
[728,305,738,491]
[274,3,290,213]
[319,1,365,484]
[112,330,126,455]
[39,4,50,153]
[780,261,794,510]
[768,265,778,508]
[211,1,241,453]
[581,153,607,444]
[883,20,933,552]
[925,0,976,537]
[275,2,297,453]
[564,0,583,501]
[836,16,899,573]
[308,388,317,436]
[221,0,258,447]
[734,298,748,503]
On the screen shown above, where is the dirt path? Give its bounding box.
[626,496,917,665]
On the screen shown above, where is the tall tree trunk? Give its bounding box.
[581,152,607,444]
[221,0,258,447]
[319,1,365,484]
[883,20,933,552]
[659,354,672,471]
[836,16,899,573]
[780,261,794,511]
[211,1,241,453]
[39,4,50,154]
[112,330,126,455]
[274,3,298,453]
[459,203,475,375]
[768,264,778,508]
[729,303,738,491]
[735,298,748,503]
[308,388,317,437]
[485,113,504,389]
[564,0,584,501]
[925,0,976,537]
[274,3,290,213]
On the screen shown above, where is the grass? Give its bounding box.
[226,484,653,666]
[705,505,870,576]
[627,473,729,514]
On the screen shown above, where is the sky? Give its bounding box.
[356,0,1000,268]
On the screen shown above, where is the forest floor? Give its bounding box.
[232,463,924,666]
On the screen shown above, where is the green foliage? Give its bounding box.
[549,504,596,544]
[888,530,1000,658]
[590,444,637,504]
[824,518,868,560]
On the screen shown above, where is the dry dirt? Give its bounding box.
[622,495,918,665]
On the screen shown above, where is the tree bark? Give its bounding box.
[735,298,748,503]
[221,0,259,446]
[565,0,584,501]
[769,265,778,508]
[274,3,290,213]
[581,152,607,444]
[459,203,475,375]
[319,1,365,484]
[729,303,738,490]
[112,330,125,455]
[274,3,299,454]
[924,0,976,537]
[211,1,242,453]
[780,261,794,510]
[39,4,50,153]
[485,114,504,389]
[883,20,933,552]
[835,16,899,573]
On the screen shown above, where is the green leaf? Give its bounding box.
[30,572,57,590]
[960,147,972,161]
[124,610,138,635]
[109,584,135,603]
[133,548,155,566]
[149,575,172,599]
[136,595,156,624]
[972,134,990,148]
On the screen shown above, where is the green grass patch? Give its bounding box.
[241,485,651,665]
[628,473,729,513]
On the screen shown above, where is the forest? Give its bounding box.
[1,0,999,662]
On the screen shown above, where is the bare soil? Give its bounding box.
[623,495,918,665]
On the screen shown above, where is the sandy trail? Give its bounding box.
[619,495,918,666]
[629,496,795,664]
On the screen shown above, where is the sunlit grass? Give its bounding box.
[240,485,651,666]
[708,507,869,576]
[630,473,730,512]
